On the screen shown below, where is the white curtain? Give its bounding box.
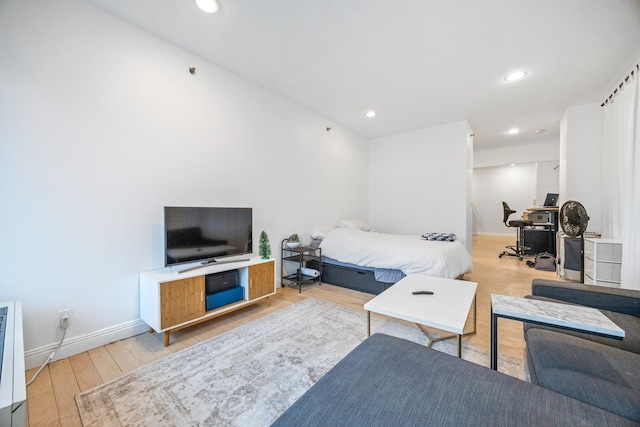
[602,68,640,290]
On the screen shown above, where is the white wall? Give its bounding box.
[466,132,474,251]
[559,103,603,233]
[473,138,559,168]
[472,136,560,235]
[535,162,560,207]
[472,162,559,235]
[0,0,369,366]
[369,121,472,251]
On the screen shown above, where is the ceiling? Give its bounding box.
[86,0,640,150]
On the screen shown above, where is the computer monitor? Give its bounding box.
[543,193,559,207]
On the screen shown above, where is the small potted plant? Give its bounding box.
[259,231,271,259]
[286,233,300,248]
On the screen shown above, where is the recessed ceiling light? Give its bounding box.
[535,129,545,134]
[504,71,527,82]
[507,128,520,135]
[195,0,220,13]
[365,111,377,118]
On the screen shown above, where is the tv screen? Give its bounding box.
[164,207,252,267]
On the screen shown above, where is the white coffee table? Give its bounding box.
[364,275,478,357]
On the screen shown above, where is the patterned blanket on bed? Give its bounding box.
[421,233,456,242]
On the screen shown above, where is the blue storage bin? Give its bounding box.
[206,286,245,311]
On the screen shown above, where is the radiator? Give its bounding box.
[0,301,26,427]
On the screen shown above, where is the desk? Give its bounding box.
[523,207,559,256]
[528,206,559,212]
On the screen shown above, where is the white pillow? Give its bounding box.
[311,230,328,240]
[334,219,373,232]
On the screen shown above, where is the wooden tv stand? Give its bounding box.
[139,257,276,346]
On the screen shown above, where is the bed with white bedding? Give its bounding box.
[307,224,473,294]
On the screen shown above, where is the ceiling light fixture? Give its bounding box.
[504,71,527,82]
[195,0,220,13]
[507,128,520,135]
[535,129,546,134]
[365,111,377,118]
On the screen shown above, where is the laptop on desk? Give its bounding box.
[528,193,560,214]
[543,193,559,207]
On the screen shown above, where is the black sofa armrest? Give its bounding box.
[531,279,640,318]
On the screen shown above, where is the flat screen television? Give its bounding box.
[164,206,252,267]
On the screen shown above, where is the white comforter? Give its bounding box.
[320,228,473,278]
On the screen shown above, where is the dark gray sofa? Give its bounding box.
[525,279,640,423]
[272,333,639,426]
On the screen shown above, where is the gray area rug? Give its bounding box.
[76,298,527,426]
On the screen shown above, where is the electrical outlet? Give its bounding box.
[58,309,72,327]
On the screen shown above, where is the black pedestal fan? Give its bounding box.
[559,200,589,282]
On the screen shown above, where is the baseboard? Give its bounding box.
[24,319,150,370]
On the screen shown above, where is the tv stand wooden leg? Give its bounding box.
[266,296,271,307]
[164,331,171,347]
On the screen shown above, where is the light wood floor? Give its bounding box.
[25,235,558,426]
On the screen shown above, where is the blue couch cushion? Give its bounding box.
[526,328,640,423]
[272,334,638,426]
